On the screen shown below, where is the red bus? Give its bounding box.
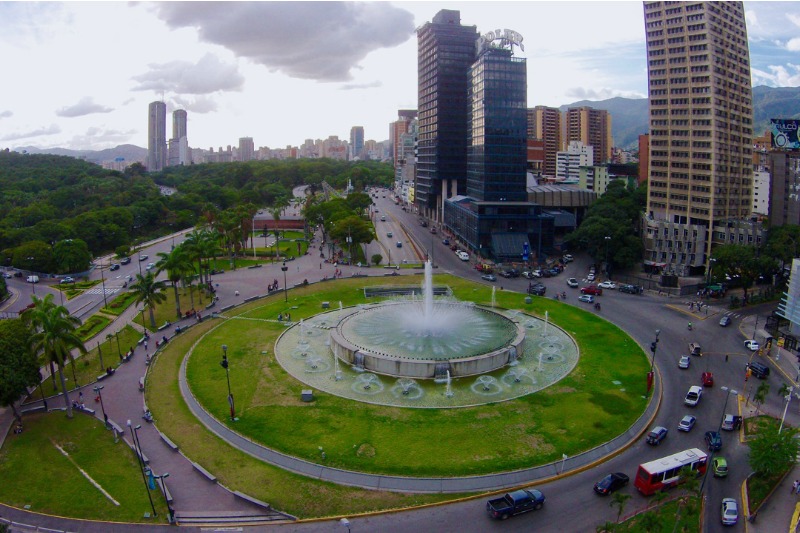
[634,448,708,495]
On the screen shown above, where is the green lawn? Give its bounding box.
[180,275,648,477]
[0,412,169,522]
[101,291,140,316]
[608,496,700,532]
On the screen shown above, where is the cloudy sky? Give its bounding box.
[1,1,799,152]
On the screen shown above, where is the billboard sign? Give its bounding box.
[770,119,800,149]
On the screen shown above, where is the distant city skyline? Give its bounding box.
[1,2,799,151]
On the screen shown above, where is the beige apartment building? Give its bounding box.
[564,107,613,164]
[643,1,753,277]
[527,106,562,178]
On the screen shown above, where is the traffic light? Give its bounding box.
[220,355,229,369]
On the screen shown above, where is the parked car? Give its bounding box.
[701,371,714,387]
[646,426,668,445]
[593,472,629,495]
[442,238,450,245]
[528,283,547,296]
[721,414,742,431]
[712,457,729,477]
[457,251,469,261]
[120,257,131,265]
[719,315,731,327]
[486,489,545,520]
[481,274,497,282]
[110,263,120,271]
[618,284,643,294]
[598,281,617,289]
[721,498,738,525]
[746,361,770,379]
[705,430,722,451]
[146,262,156,270]
[2,272,13,279]
[60,276,75,284]
[580,285,603,296]
[567,277,579,288]
[578,294,594,304]
[678,415,696,432]
[744,339,760,351]
[678,356,690,369]
[684,385,703,407]
[562,254,574,263]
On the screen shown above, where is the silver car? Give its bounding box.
[721,498,738,525]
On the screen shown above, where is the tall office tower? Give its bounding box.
[643,1,753,276]
[526,106,562,178]
[168,109,189,166]
[391,110,417,167]
[466,46,528,202]
[147,101,167,172]
[349,126,364,160]
[416,9,479,221]
[564,107,612,164]
[239,137,255,161]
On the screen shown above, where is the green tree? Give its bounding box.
[638,511,663,532]
[754,381,770,414]
[329,215,375,261]
[748,425,800,476]
[11,240,54,272]
[52,238,92,273]
[0,319,40,422]
[371,253,383,266]
[23,294,86,418]
[610,491,631,524]
[763,224,800,269]
[156,247,194,319]
[711,244,777,301]
[129,272,167,328]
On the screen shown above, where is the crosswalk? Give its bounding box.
[83,287,121,296]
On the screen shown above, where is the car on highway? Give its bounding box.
[678,415,696,432]
[396,242,402,248]
[744,339,760,351]
[110,263,120,271]
[705,430,722,451]
[120,257,131,265]
[646,426,668,445]
[380,215,386,221]
[678,356,690,369]
[684,385,703,407]
[719,315,731,327]
[562,254,574,263]
[580,285,603,295]
[26,275,39,284]
[578,294,594,304]
[712,457,729,478]
[721,498,738,525]
[60,276,75,284]
[481,274,497,282]
[701,371,714,387]
[146,262,156,270]
[593,472,629,495]
[567,277,579,288]
[387,232,393,238]
[598,281,617,289]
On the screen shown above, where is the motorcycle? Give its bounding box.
[688,322,693,331]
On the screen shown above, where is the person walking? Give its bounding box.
[792,480,798,494]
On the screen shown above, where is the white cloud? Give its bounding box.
[62,127,137,150]
[132,53,245,95]
[752,64,800,87]
[169,95,219,114]
[0,110,12,119]
[149,2,415,82]
[1,124,61,141]
[56,97,113,118]
[788,13,800,28]
[787,37,800,52]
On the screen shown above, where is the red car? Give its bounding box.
[580,285,603,296]
[701,372,714,387]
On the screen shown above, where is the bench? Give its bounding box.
[75,406,96,415]
[192,462,217,482]
[137,336,147,345]
[157,322,171,332]
[160,433,179,452]
[97,373,109,381]
[156,477,174,503]
[232,491,271,511]
[221,304,234,312]
[321,301,330,309]
[20,405,46,415]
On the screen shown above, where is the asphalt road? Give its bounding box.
[2,189,794,532]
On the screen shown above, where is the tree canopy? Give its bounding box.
[0,318,40,422]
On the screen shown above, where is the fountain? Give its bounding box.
[328,261,525,379]
[491,286,496,308]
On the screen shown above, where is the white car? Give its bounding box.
[721,498,738,526]
[567,278,579,288]
[457,251,469,261]
[744,340,760,351]
[587,273,596,281]
[678,356,690,369]
[684,385,703,407]
[598,281,617,289]
[146,262,156,271]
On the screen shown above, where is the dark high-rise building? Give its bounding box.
[147,101,167,172]
[416,10,478,221]
[349,126,364,160]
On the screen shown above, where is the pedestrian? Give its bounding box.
[78,391,83,405]
[320,263,322,269]
[796,481,800,495]
[794,480,800,494]
[144,340,148,350]
[725,354,729,362]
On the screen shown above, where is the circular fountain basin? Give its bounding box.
[330,301,524,379]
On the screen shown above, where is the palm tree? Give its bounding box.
[156,247,193,319]
[24,294,86,418]
[610,492,631,524]
[129,272,167,329]
[754,381,770,414]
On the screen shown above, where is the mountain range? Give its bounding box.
[13,86,800,161]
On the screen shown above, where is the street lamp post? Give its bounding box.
[127,420,157,518]
[647,329,660,395]
[281,261,288,303]
[38,371,47,410]
[779,386,797,433]
[153,472,174,524]
[100,263,108,308]
[252,215,257,258]
[220,345,235,420]
[97,341,105,372]
[93,385,108,427]
[27,256,36,295]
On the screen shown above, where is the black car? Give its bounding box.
[109,263,120,271]
[528,283,546,296]
[593,472,629,495]
[747,361,770,379]
[704,430,722,451]
[618,284,643,294]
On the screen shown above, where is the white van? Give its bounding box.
[457,251,469,261]
[26,275,39,283]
